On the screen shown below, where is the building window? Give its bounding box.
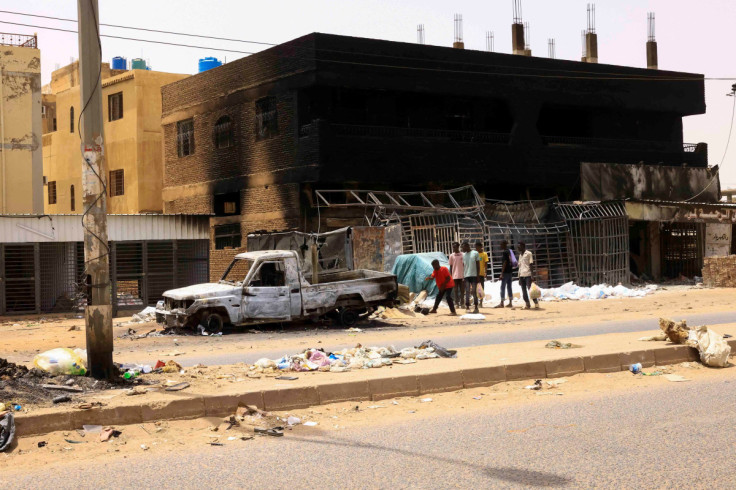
[108,92,123,121]
[177,119,194,157]
[255,97,278,140]
[214,224,242,250]
[70,107,74,133]
[48,181,57,204]
[53,118,57,131]
[214,116,233,149]
[109,169,124,197]
[70,185,75,211]
[214,192,240,216]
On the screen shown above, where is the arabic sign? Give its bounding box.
[705,223,732,257]
[674,207,736,224]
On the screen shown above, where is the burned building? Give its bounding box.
[160,33,706,277]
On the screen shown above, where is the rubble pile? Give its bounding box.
[249,340,457,375]
[703,255,736,287]
[658,317,732,368]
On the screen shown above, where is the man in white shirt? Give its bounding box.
[518,241,538,309]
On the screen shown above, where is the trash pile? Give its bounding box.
[657,318,732,368]
[249,340,457,375]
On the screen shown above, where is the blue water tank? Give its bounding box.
[198,57,222,73]
[111,56,127,70]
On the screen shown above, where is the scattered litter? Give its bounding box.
[417,340,457,358]
[303,421,318,427]
[638,332,668,342]
[0,413,15,452]
[162,360,183,373]
[53,395,72,404]
[140,444,149,450]
[420,398,433,403]
[83,425,102,434]
[254,427,284,437]
[64,439,87,444]
[536,392,564,396]
[100,427,121,442]
[629,363,642,375]
[367,405,385,409]
[460,313,486,320]
[210,442,224,446]
[408,410,416,414]
[126,386,148,396]
[41,384,84,393]
[130,306,157,323]
[525,380,543,390]
[286,416,301,426]
[472,396,482,400]
[538,282,657,302]
[391,401,399,405]
[165,382,190,392]
[545,379,567,387]
[275,376,298,381]
[686,325,731,367]
[545,340,577,349]
[664,374,691,382]
[345,327,363,333]
[33,348,87,375]
[37,441,47,448]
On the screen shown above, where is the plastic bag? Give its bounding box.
[33,348,87,375]
[686,326,731,367]
[529,282,541,300]
[476,283,485,299]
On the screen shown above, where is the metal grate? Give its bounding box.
[485,221,577,288]
[556,202,629,286]
[661,223,704,278]
[147,241,175,304]
[2,244,36,313]
[114,242,144,309]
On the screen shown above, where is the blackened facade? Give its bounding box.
[160,33,706,271]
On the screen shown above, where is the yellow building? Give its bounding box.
[0,33,43,213]
[43,62,188,213]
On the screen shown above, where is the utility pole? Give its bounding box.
[78,0,113,379]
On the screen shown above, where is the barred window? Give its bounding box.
[108,92,123,121]
[177,119,194,157]
[214,223,242,250]
[110,169,124,197]
[255,97,278,140]
[48,181,57,205]
[214,116,233,149]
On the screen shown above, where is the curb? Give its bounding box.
[15,339,736,436]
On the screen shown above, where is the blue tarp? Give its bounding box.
[391,252,448,298]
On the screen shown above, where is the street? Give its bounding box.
[4,368,736,488]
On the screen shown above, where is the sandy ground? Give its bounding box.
[3,357,733,473]
[0,286,733,367]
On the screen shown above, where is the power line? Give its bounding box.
[0,9,276,47]
[0,10,736,81]
[2,17,736,82]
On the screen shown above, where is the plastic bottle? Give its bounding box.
[123,370,138,380]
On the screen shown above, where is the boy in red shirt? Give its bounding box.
[425,259,457,316]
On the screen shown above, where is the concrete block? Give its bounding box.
[545,357,584,378]
[141,397,206,422]
[74,405,144,427]
[418,370,464,394]
[654,345,697,366]
[462,366,506,388]
[619,350,655,370]
[318,381,370,404]
[583,353,620,373]
[368,376,419,401]
[505,361,546,381]
[15,411,74,437]
[263,386,320,411]
[204,391,265,417]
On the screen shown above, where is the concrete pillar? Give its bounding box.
[585,33,598,63]
[648,221,661,281]
[512,23,525,55]
[646,41,658,69]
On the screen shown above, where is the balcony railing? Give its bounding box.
[542,135,700,154]
[0,33,37,48]
[300,122,511,144]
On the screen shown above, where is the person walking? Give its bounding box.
[424,259,457,316]
[462,241,480,313]
[475,242,489,307]
[448,242,465,309]
[494,240,514,308]
[518,241,539,309]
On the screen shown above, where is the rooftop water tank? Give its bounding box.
[131,58,147,70]
[198,57,222,73]
[111,56,127,70]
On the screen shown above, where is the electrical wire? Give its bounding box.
[2,15,736,81]
[685,89,736,202]
[78,0,110,289]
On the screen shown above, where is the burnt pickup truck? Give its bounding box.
[155,250,398,332]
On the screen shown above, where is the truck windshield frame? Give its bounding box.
[220,258,254,284]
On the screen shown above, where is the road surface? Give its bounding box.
[177,310,735,367]
[7,373,736,488]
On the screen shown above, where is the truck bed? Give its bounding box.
[301,269,397,314]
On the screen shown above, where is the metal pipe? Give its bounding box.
[0,67,6,213]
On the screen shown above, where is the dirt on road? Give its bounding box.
[0,286,732,367]
[2,358,733,474]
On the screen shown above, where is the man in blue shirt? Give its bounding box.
[461,241,480,313]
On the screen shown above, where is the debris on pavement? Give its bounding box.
[638,332,668,342]
[417,340,457,358]
[164,382,190,392]
[420,398,433,403]
[0,357,29,378]
[659,318,690,343]
[33,348,87,375]
[545,340,576,349]
[524,380,543,390]
[52,395,72,404]
[460,313,486,320]
[41,384,84,393]
[162,360,183,373]
[100,427,121,442]
[659,318,732,367]
[629,363,642,374]
[303,421,318,427]
[0,412,15,452]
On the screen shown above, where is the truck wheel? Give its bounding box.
[203,312,224,334]
[339,308,359,327]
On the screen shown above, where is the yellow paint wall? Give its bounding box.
[43,69,188,214]
[0,44,43,213]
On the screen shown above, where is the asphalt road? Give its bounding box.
[8,375,736,488]
[176,310,735,367]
